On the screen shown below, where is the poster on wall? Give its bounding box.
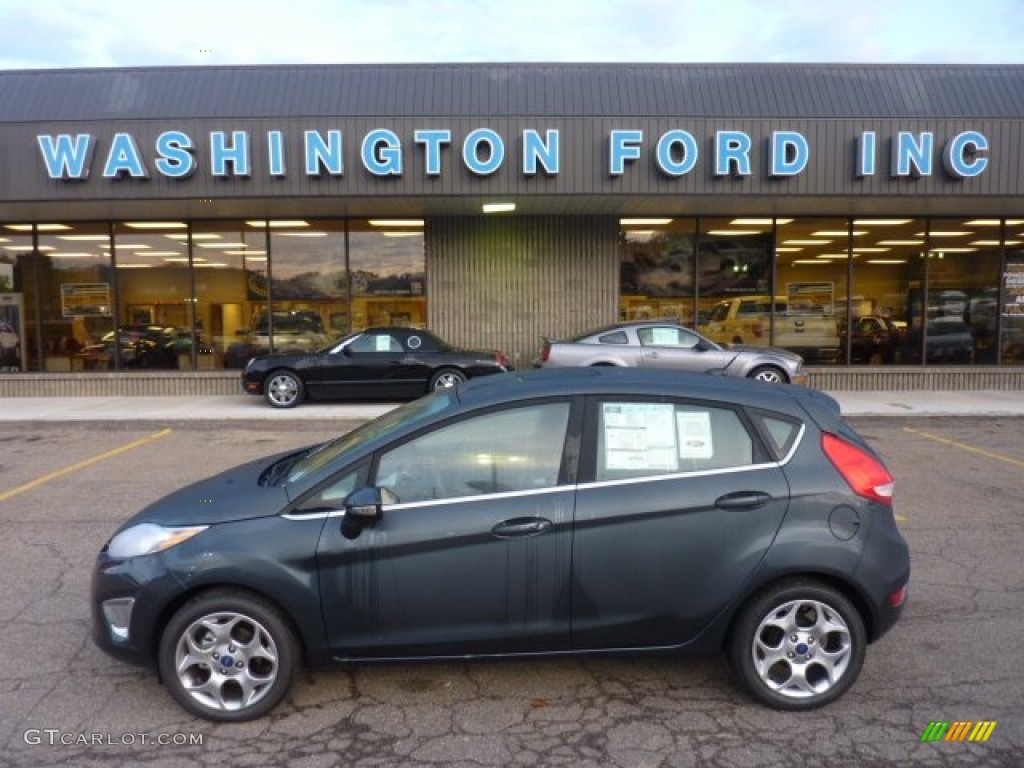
[1004,262,1024,316]
[61,283,111,317]
[0,293,25,372]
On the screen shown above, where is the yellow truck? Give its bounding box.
[700,295,840,364]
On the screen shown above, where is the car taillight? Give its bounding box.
[821,433,895,504]
[540,342,551,363]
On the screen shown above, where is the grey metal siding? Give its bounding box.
[427,216,619,367]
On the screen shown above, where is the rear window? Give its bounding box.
[598,331,629,345]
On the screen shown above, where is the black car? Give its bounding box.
[839,316,905,365]
[241,326,510,407]
[92,367,909,721]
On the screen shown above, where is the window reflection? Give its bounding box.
[619,218,696,324]
[348,220,425,331]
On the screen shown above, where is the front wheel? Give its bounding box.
[429,367,467,391]
[728,580,866,710]
[158,590,299,722]
[264,370,304,408]
[748,365,788,384]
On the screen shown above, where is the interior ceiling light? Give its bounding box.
[792,259,830,265]
[140,251,181,257]
[620,218,673,226]
[5,223,71,231]
[877,240,924,246]
[915,231,972,237]
[965,219,1024,226]
[382,232,422,238]
[224,250,267,256]
[812,230,866,237]
[867,259,908,264]
[58,235,111,241]
[783,239,832,245]
[851,247,891,252]
[707,230,762,236]
[198,242,248,249]
[971,240,1022,246]
[246,220,310,228]
[853,219,912,225]
[165,233,220,240]
[774,247,803,252]
[123,222,187,229]
[483,203,516,214]
[731,218,793,225]
[368,219,424,227]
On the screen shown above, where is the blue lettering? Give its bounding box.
[102,133,148,178]
[155,131,195,178]
[943,131,988,178]
[210,131,251,177]
[362,129,403,176]
[463,129,504,176]
[715,131,752,176]
[892,131,934,177]
[523,129,560,175]
[609,130,643,176]
[37,134,94,180]
[414,129,451,176]
[770,131,808,177]
[858,131,877,177]
[655,130,698,176]
[304,130,344,176]
[267,131,286,177]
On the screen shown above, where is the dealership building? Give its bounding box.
[1,62,1023,394]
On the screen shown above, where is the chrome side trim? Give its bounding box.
[282,509,346,521]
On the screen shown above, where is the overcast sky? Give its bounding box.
[0,0,1022,70]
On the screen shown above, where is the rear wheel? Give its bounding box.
[158,590,299,722]
[264,370,304,408]
[748,365,787,384]
[429,368,467,391]
[728,580,866,710]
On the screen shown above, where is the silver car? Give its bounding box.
[538,321,806,384]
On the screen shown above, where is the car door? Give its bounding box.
[315,398,581,658]
[571,396,791,649]
[313,330,423,398]
[636,325,736,373]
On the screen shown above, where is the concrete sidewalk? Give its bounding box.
[1,390,1022,423]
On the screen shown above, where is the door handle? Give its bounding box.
[644,351,658,358]
[491,517,552,539]
[715,491,772,510]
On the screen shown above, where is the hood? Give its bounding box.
[126,451,296,528]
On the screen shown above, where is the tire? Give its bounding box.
[264,370,304,408]
[728,579,866,711]
[158,590,299,722]
[429,367,467,391]
[748,365,788,384]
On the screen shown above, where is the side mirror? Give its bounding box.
[344,486,397,521]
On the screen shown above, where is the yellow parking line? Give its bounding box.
[902,427,1024,468]
[0,428,173,503]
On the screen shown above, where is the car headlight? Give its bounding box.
[106,523,208,559]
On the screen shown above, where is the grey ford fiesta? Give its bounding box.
[92,367,909,721]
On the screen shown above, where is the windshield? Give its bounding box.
[283,390,456,484]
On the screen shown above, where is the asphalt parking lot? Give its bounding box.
[0,415,1022,767]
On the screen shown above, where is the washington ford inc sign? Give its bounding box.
[36,127,989,182]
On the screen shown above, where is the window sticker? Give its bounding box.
[676,411,714,459]
[375,335,393,352]
[603,403,679,471]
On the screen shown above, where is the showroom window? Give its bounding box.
[1,229,34,372]
[33,223,115,372]
[619,217,697,324]
[348,219,426,331]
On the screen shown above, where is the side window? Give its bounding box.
[750,411,802,461]
[350,333,402,353]
[598,331,629,345]
[376,402,571,503]
[638,327,698,348]
[596,401,754,481]
[708,303,729,323]
[293,468,361,514]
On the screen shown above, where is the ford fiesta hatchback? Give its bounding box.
[92,367,909,721]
